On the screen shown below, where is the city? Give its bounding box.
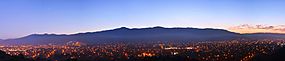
[0,38,284,61]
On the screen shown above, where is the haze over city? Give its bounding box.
[1,0,285,39]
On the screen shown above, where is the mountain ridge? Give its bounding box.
[1,27,285,45]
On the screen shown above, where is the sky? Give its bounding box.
[0,0,285,39]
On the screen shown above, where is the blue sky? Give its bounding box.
[0,0,285,39]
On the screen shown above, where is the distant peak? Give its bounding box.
[116,27,130,30]
[120,27,128,28]
[153,26,165,28]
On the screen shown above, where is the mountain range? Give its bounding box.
[1,27,285,45]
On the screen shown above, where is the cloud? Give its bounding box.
[228,24,285,33]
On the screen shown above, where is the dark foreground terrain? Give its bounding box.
[0,51,32,61]
[252,45,285,61]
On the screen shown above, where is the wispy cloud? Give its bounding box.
[228,24,285,33]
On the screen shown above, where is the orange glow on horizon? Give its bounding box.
[228,29,285,34]
[228,24,285,34]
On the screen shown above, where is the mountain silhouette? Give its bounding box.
[1,27,285,45]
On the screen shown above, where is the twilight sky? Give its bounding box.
[0,0,285,39]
